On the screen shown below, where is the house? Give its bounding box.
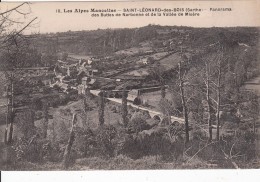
[127,89,141,104]
[77,84,87,95]
[140,57,154,65]
[142,58,149,65]
[82,77,97,88]
[86,69,99,77]
[88,78,97,87]
[42,78,52,86]
[145,50,154,54]
[82,77,91,85]
[87,59,93,65]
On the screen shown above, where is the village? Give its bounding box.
[0,6,259,169]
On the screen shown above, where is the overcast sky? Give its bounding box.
[1,1,259,34]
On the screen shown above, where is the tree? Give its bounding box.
[98,91,105,126]
[121,88,128,127]
[215,54,222,141]
[61,52,68,61]
[42,102,49,138]
[161,85,166,98]
[63,113,77,169]
[178,61,189,143]
[0,3,37,144]
[205,47,225,141]
[148,62,166,85]
[203,59,214,141]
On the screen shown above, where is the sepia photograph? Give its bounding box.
[0,0,259,171]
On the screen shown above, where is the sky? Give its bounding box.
[0,1,259,34]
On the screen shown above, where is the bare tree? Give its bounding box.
[178,61,189,143]
[215,56,222,141]
[0,3,37,143]
[208,49,224,141]
[201,46,225,141]
[204,61,213,141]
[63,113,77,169]
[42,102,49,138]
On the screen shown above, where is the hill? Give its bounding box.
[28,25,259,57]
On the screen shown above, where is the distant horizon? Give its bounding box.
[27,24,260,35]
[1,1,259,34]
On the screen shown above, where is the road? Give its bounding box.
[90,89,185,123]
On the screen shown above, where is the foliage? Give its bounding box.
[121,89,128,127]
[73,155,166,170]
[95,125,117,157]
[73,127,95,158]
[127,112,150,134]
[98,93,105,126]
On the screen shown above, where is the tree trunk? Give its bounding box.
[83,96,87,113]
[179,62,189,143]
[42,103,49,138]
[63,113,77,169]
[216,64,221,141]
[4,95,10,144]
[7,79,14,144]
[206,62,212,141]
[82,95,88,128]
[161,85,166,98]
[122,88,128,127]
[98,91,105,126]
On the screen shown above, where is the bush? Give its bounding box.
[127,115,150,134]
[73,127,95,158]
[111,106,118,113]
[74,155,163,170]
[117,127,184,161]
[31,97,43,111]
[35,111,43,120]
[95,125,117,157]
[12,134,43,163]
[16,111,37,139]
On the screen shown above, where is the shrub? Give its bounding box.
[35,111,43,120]
[74,155,163,170]
[12,134,44,163]
[31,97,43,111]
[117,127,184,161]
[73,127,95,158]
[111,106,118,113]
[127,113,150,134]
[95,125,117,157]
[16,111,37,139]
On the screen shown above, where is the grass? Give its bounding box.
[122,68,149,77]
[159,52,182,70]
[150,52,169,60]
[140,90,172,110]
[73,155,169,170]
[0,154,218,170]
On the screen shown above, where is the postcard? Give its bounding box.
[0,1,259,175]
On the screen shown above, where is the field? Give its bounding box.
[141,90,172,110]
[122,68,149,77]
[68,54,91,60]
[159,52,183,70]
[115,42,153,56]
[150,51,169,60]
[244,76,260,96]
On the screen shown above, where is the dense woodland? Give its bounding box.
[0,3,260,170]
